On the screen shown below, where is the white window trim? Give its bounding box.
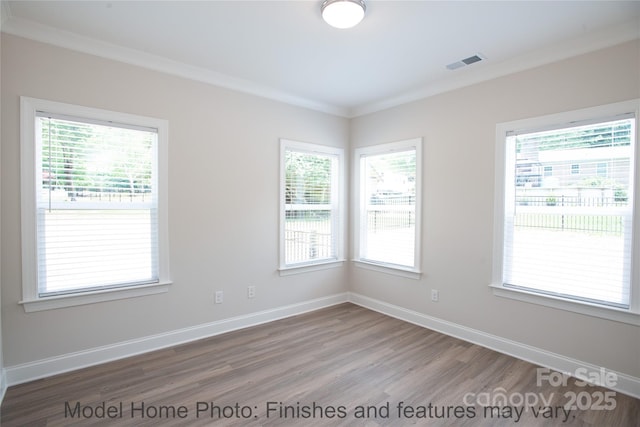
[278,260,344,276]
[353,260,422,280]
[491,99,640,326]
[20,97,171,312]
[353,138,423,279]
[278,139,345,273]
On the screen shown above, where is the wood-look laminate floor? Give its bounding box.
[1,303,638,426]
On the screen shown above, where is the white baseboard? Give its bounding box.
[5,293,349,386]
[348,292,640,399]
[6,291,639,401]
[0,368,7,405]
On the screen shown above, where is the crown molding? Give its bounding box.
[1,7,638,120]
[1,14,349,118]
[349,19,640,118]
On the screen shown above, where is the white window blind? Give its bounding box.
[281,140,342,268]
[503,116,635,308]
[35,112,159,296]
[356,139,421,272]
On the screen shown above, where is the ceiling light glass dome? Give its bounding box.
[321,0,366,29]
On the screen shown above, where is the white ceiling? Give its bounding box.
[2,1,640,117]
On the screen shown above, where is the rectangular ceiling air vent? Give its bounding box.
[446,53,485,71]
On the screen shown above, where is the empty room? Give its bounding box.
[1,1,639,425]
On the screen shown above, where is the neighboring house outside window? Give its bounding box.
[571,163,580,174]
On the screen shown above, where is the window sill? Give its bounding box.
[279,260,345,276]
[353,260,422,280]
[20,281,172,313]
[489,283,640,326]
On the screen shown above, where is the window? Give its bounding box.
[354,138,422,278]
[20,97,170,312]
[279,139,344,272]
[493,100,639,324]
[597,162,608,177]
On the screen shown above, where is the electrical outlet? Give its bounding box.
[431,289,439,302]
[215,290,223,304]
[247,286,256,299]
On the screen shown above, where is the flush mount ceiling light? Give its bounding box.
[321,0,366,29]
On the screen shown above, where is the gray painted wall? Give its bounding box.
[349,40,640,378]
[1,34,639,383]
[1,34,349,367]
